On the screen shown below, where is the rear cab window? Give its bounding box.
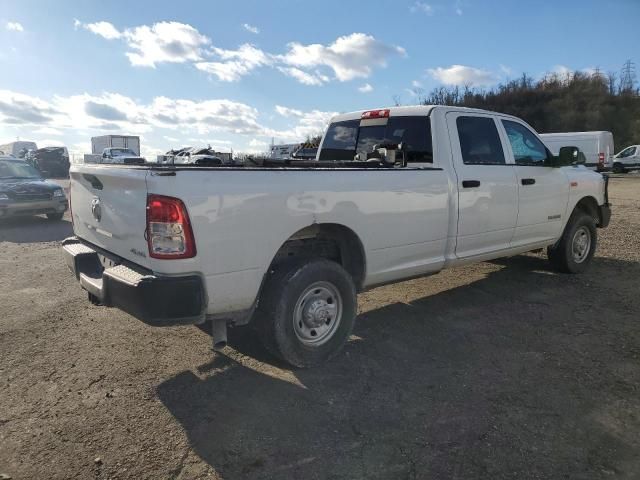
[319,115,433,163]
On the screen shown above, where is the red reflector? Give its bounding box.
[361,109,390,119]
[146,194,196,259]
[598,152,605,163]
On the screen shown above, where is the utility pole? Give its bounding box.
[620,60,637,93]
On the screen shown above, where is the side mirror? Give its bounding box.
[557,146,580,167]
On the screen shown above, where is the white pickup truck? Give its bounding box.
[63,106,611,367]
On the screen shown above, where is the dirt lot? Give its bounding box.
[1,177,639,480]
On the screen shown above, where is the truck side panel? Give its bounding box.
[144,168,450,314]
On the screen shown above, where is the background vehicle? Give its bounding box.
[101,147,145,164]
[0,156,67,220]
[540,131,614,171]
[63,106,610,367]
[28,146,70,178]
[0,141,38,159]
[291,147,318,160]
[91,135,140,155]
[611,145,640,173]
[159,147,233,165]
[269,143,300,160]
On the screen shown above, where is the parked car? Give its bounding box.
[611,145,640,173]
[63,105,610,367]
[28,146,70,178]
[291,147,318,160]
[0,157,68,220]
[101,148,146,164]
[169,147,230,165]
[540,131,614,172]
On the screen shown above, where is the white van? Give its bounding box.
[611,145,640,173]
[540,131,614,172]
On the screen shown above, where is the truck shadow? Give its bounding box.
[0,215,73,244]
[157,254,640,479]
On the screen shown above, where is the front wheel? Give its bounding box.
[547,211,597,273]
[257,258,357,368]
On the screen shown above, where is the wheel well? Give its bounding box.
[574,196,600,225]
[270,224,366,290]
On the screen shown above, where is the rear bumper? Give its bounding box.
[62,237,206,326]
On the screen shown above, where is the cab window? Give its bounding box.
[618,146,636,158]
[502,120,548,166]
[319,116,433,163]
[456,116,505,165]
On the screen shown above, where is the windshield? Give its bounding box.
[319,116,433,162]
[0,160,42,179]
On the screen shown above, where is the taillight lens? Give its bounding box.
[598,152,605,164]
[146,194,196,259]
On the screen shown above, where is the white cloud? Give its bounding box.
[412,80,423,88]
[80,22,406,85]
[6,21,24,32]
[277,67,329,86]
[36,138,65,147]
[34,127,63,135]
[499,64,513,76]
[124,22,209,67]
[551,65,572,77]
[163,135,180,142]
[410,2,434,15]
[455,0,463,15]
[279,33,406,82]
[242,23,259,34]
[83,21,121,40]
[196,44,271,81]
[358,83,373,93]
[427,64,498,86]
[271,105,337,142]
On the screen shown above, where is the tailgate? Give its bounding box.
[70,165,152,268]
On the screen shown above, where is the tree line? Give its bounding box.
[416,67,640,150]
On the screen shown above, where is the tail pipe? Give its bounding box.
[212,319,228,351]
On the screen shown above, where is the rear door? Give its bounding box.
[446,112,518,258]
[70,165,152,268]
[499,119,570,246]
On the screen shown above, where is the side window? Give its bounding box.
[456,116,505,165]
[502,120,548,166]
[619,146,636,158]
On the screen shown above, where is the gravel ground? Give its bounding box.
[1,177,639,480]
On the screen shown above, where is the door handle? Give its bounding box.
[521,178,536,186]
[462,180,481,188]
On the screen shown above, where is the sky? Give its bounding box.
[0,0,639,158]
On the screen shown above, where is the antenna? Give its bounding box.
[620,59,637,92]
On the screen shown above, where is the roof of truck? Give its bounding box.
[328,105,517,123]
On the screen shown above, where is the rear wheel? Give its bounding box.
[612,163,625,174]
[547,211,597,273]
[46,212,64,221]
[257,258,357,367]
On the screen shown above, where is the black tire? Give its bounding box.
[257,258,357,368]
[612,163,625,174]
[46,212,64,221]
[547,211,597,273]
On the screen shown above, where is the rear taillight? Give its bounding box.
[598,152,605,164]
[146,194,196,259]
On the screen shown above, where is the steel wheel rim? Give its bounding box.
[572,226,591,263]
[293,281,343,346]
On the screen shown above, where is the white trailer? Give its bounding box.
[91,136,140,156]
[0,141,38,158]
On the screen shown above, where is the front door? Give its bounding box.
[499,119,570,247]
[446,112,518,258]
